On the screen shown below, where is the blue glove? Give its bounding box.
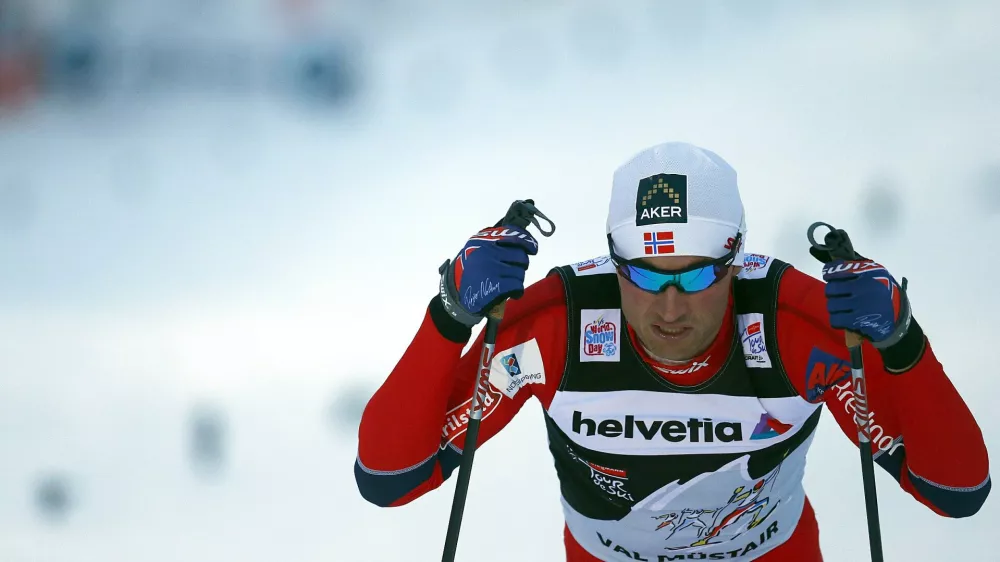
[437,225,538,327]
[821,259,912,348]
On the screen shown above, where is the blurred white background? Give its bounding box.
[1,0,998,560]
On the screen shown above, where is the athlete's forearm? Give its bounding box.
[357,298,471,471]
[883,336,990,516]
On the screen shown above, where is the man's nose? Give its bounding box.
[654,286,688,323]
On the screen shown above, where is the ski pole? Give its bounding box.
[807,222,884,562]
[441,200,555,562]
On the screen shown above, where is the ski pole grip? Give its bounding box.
[845,330,864,349]
[488,301,507,322]
[808,222,866,350]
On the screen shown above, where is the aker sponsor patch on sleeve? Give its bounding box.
[488,338,546,398]
[737,313,772,368]
[803,347,851,403]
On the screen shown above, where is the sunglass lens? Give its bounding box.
[621,263,725,294]
[676,265,722,292]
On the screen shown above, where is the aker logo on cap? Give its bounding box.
[635,174,688,226]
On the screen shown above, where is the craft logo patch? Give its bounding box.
[738,313,772,368]
[580,309,621,362]
[635,174,688,226]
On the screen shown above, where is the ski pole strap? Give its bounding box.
[497,199,557,237]
[807,221,858,260]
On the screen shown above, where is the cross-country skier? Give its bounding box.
[355,141,990,561]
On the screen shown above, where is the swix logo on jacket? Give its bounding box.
[654,356,711,376]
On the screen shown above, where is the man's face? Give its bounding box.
[617,256,739,362]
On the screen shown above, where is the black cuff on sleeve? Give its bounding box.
[878,317,927,374]
[429,295,473,344]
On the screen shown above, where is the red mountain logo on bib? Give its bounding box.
[750,413,793,440]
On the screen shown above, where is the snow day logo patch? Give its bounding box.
[635,174,688,226]
[580,309,621,362]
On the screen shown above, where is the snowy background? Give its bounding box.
[1,0,998,561]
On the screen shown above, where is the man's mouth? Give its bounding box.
[653,324,691,340]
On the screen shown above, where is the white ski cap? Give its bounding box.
[606,141,747,264]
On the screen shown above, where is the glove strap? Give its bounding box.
[871,277,912,350]
[437,259,484,328]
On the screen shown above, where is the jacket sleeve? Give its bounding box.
[775,266,991,518]
[354,273,568,507]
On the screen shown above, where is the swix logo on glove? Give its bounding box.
[469,227,538,250]
[821,259,885,277]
